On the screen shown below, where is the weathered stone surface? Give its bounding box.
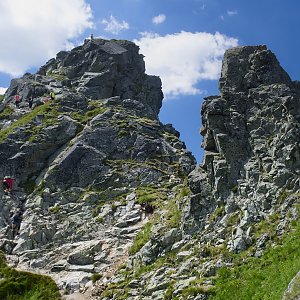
[2,41,300,299]
[282,271,300,300]
[37,39,163,116]
[184,45,300,253]
[0,38,197,298]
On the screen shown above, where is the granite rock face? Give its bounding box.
[0,38,195,297]
[99,46,300,299]
[184,45,300,247]
[1,42,300,299]
[38,39,163,116]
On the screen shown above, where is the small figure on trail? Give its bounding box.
[27,96,33,109]
[14,94,21,108]
[50,91,55,100]
[11,208,24,239]
[2,176,13,195]
[90,33,94,40]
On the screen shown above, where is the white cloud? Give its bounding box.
[0,87,7,95]
[101,16,129,35]
[152,14,166,25]
[227,10,238,16]
[0,0,93,76]
[134,31,238,99]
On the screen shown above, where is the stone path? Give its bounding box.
[62,292,89,300]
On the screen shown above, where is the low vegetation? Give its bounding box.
[128,222,153,255]
[211,222,300,300]
[91,273,103,283]
[71,106,107,124]
[0,251,61,300]
[0,106,13,120]
[0,101,59,142]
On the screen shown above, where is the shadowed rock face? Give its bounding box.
[5,39,163,117]
[185,45,300,250]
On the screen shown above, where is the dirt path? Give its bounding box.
[62,292,90,300]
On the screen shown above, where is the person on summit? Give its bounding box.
[2,176,13,194]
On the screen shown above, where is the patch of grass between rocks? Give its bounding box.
[211,222,300,300]
[0,251,61,300]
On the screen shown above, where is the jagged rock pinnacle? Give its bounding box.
[219,45,291,95]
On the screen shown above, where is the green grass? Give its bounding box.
[136,185,168,206]
[71,106,107,124]
[182,280,214,299]
[165,197,181,229]
[0,251,61,300]
[118,129,128,137]
[164,281,178,300]
[0,102,59,142]
[49,205,61,214]
[0,106,13,120]
[278,189,290,205]
[209,205,225,223]
[91,273,102,283]
[210,223,300,300]
[128,222,152,255]
[46,70,67,82]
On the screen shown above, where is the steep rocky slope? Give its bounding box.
[1,40,300,300]
[86,45,300,300]
[0,38,195,296]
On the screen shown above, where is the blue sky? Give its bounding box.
[0,0,300,162]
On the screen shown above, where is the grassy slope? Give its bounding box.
[211,223,300,300]
[0,252,61,300]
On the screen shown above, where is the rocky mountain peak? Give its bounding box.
[5,38,163,117]
[0,38,196,298]
[1,42,300,300]
[219,45,292,94]
[185,45,300,254]
[40,38,163,116]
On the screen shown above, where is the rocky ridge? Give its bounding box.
[1,41,300,300]
[87,45,300,299]
[0,38,195,297]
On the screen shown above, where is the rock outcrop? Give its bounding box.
[185,45,300,252]
[92,45,300,299]
[0,38,195,296]
[1,41,300,300]
[5,39,163,117]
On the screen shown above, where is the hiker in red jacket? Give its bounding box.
[2,176,13,194]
